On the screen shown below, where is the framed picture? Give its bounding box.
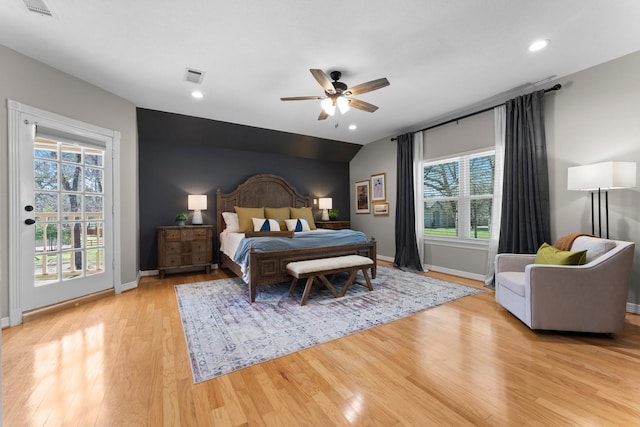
[373,202,389,216]
[355,180,370,214]
[370,172,386,202]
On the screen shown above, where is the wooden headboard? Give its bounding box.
[216,174,313,237]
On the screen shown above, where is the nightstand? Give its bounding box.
[157,225,213,278]
[316,220,351,230]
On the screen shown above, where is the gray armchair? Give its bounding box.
[495,237,635,333]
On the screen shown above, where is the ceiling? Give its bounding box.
[1,1,639,145]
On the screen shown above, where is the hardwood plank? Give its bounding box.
[3,262,640,426]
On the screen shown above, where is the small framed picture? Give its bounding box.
[370,172,386,202]
[355,180,370,214]
[373,202,389,216]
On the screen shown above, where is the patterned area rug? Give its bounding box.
[175,265,482,383]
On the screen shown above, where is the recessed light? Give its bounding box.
[349,124,357,130]
[529,39,550,52]
[191,90,204,99]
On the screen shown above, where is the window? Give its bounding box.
[423,150,495,241]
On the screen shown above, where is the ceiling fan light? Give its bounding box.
[337,96,350,114]
[321,98,336,115]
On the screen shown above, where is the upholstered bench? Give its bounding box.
[286,255,374,305]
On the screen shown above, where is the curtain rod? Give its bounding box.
[391,84,562,141]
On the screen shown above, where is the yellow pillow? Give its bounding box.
[234,207,264,233]
[534,243,587,265]
[264,207,290,230]
[289,207,316,230]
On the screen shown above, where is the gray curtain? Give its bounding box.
[394,133,423,271]
[498,90,551,254]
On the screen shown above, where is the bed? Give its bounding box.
[216,174,377,302]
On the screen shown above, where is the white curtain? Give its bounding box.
[485,106,506,288]
[413,131,425,270]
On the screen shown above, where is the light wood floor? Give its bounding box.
[3,262,640,426]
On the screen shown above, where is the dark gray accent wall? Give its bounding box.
[138,108,359,270]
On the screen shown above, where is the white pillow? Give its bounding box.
[252,217,281,232]
[571,236,616,263]
[284,218,311,232]
[222,212,239,232]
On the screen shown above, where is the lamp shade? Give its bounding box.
[318,197,333,210]
[188,194,207,225]
[188,195,207,210]
[568,161,636,191]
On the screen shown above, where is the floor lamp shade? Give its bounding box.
[567,161,636,238]
[188,194,207,225]
[567,161,636,191]
[318,197,332,221]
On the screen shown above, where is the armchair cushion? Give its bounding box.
[571,236,616,263]
[534,243,587,265]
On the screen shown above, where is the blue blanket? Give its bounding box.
[233,229,370,266]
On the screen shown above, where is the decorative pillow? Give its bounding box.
[264,207,290,230]
[221,212,239,232]
[534,243,587,265]
[234,206,264,233]
[285,218,311,232]
[252,218,280,232]
[570,236,616,263]
[289,207,316,230]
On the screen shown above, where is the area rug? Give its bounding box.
[175,265,482,383]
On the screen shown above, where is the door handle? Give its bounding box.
[25,219,36,225]
[25,205,34,211]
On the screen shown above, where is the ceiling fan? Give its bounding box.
[280,69,390,120]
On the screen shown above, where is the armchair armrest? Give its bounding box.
[495,253,536,273]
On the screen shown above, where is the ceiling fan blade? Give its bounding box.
[346,78,390,96]
[280,96,323,101]
[318,110,329,120]
[310,69,336,95]
[348,98,379,113]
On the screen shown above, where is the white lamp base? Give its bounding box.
[192,210,203,225]
[321,209,329,221]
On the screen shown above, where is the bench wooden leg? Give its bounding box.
[288,278,299,296]
[338,268,374,297]
[317,275,339,298]
[300,276,315,306]
[361,268,373,291]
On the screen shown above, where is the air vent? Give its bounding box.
[185,68,205,84]
[23,0,53,16]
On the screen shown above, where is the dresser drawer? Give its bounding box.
[164,229,182,241]
[165,242,184,255]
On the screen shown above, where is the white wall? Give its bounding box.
[351,51,640,303]
[0,44,139,319]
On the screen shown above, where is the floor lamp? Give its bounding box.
[567,161,636,238]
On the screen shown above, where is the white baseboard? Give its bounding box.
[377,255,394,263]
[627,302,640,314]
[424,264,485,281]
[116,271,141,293]
[139,269,159,277]
[1,317,10,329]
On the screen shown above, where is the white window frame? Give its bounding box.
[423,148,495,248]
